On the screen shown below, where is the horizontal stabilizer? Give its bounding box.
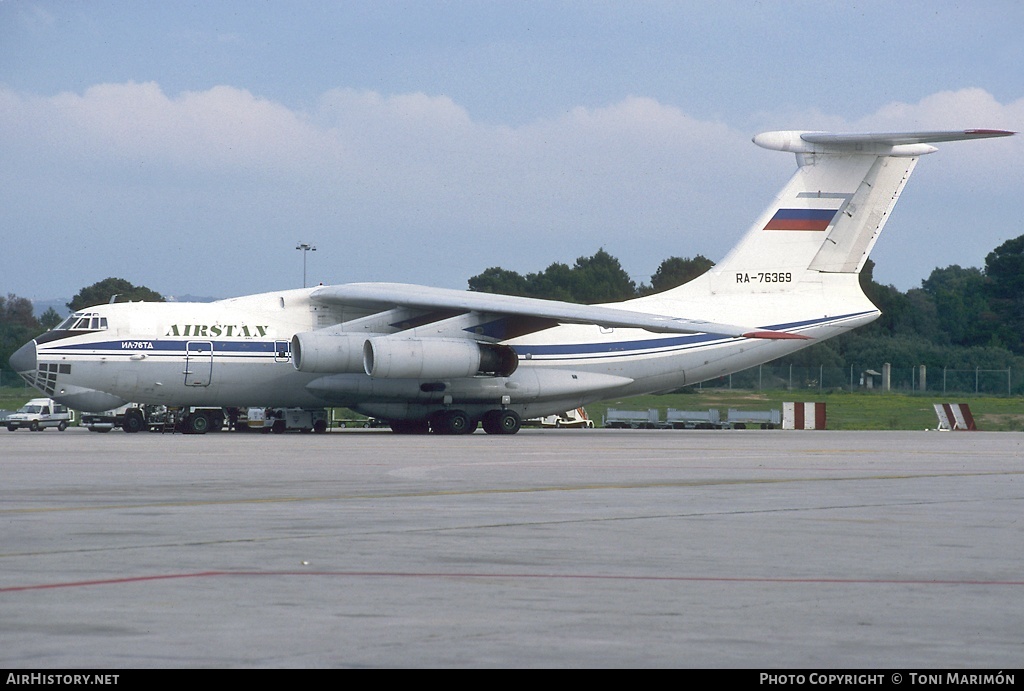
[754,129,1014,156]
[801,129,1015,146]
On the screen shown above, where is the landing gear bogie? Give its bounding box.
[430,410,476,435]
[482,409,521,435]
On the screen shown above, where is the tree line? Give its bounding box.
[466,236,1024,376]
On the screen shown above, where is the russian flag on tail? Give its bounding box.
[764,208,838,231]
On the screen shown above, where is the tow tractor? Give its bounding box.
[121,405,225,434]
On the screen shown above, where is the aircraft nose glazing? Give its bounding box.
[9,340,37,374]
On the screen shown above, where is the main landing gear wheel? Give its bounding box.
[482,409,521,435]
[430,410,475,435]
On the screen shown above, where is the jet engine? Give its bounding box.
[291,332,367,373]
[363,337,518,379]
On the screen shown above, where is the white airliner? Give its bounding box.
[9,129,1013,434]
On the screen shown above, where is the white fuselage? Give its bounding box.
[23,276,875,420]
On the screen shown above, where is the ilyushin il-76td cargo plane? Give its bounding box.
[10,128,1013,434]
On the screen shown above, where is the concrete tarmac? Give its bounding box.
[1,427,1022,668]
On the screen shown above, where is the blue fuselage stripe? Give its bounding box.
[37,312,874,361]
[42,340,280,354]
[515,312,872,357]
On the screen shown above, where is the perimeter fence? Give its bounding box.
[698,364,1020,396]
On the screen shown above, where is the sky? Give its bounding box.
[1,1,1022,309]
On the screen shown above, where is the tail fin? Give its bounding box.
[696,130,1013,290]
[720,150,914,283]
[649,129,1013,334]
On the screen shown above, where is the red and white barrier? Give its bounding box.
[933,403,977,431]
[783,402,826,430]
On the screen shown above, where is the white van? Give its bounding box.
[5,398,74,432]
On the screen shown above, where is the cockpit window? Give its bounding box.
[56,312,108,331]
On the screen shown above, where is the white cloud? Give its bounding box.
[0,82,1019,299]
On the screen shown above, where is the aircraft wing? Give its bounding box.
[310,282,807,340]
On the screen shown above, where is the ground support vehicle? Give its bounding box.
[119,405,226,434]
[248,407,329,433]
[725,408,781,429]
[530,407,595,428]
[333,417,389,428]
[5,398,74,431]
[603,408,664,429]
[82,404,132,432]
[666,408,722,429]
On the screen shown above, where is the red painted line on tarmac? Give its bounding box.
[3,570,1024,592]
[0,571,227,592]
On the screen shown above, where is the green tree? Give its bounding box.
[526,262,576,302]
[984,235,1024,354]
[1,293,41,377]
[38,307,64,330]
[565,249,635,303]
[921,265,991,347]
[67,278,164,312]
[467,267,531,297]
[468,249,635,304]
[642,255,715,295]
[1,293,38,329]
[854,258,940,339]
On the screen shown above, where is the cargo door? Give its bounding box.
[185,340,213,387]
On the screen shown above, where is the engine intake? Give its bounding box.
[363,337,518,379]
[291,332,367,373]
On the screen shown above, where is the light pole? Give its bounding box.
[295,242,316,287]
